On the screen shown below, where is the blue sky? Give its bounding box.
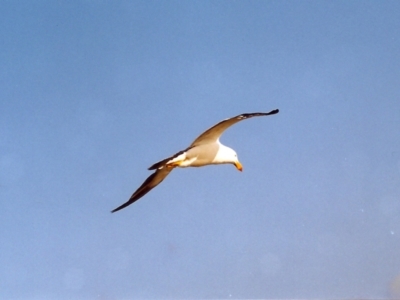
[1,1,400,298]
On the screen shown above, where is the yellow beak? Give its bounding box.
[234,161,243,172]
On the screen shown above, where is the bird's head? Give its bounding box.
[233,155,243,172]
[216,145,243,172]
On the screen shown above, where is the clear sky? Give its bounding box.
[1,1,400,299]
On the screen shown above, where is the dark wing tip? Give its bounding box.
[111,204,126,213]
[111,205,124,213]
[266,109,279,115]
[238,109,279,120]
[111,183,153,213]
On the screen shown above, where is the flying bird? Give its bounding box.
[112,109,279,213]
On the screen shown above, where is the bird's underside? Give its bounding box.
[111,109,279,213]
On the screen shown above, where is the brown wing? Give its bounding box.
[111,167,173,213]
[190,109,279,147]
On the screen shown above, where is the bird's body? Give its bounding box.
[111,109,279,213]
[149,141,232,169]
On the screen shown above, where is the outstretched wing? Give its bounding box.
[111,167,173,213]
[190,109,279,147]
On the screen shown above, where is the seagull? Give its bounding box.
[111,109,279,213]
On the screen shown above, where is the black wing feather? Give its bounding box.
[111,168,172,213]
